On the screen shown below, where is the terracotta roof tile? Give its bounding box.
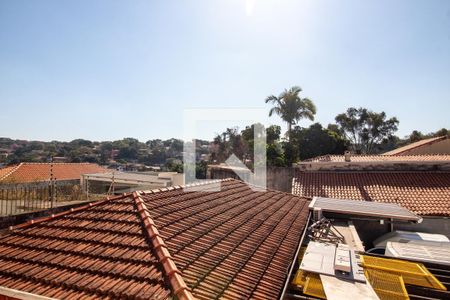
[140,179,310,300]
[292,171,450,216]
[0,163,109,183]
[0,194,171,299]
[302,154,450,163]
[0,179,310,299]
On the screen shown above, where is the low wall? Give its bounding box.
[208,166,295,192]
[0,201,93,230]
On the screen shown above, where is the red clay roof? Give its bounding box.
[0,179,310,299]
[0,163,108,183]
[383,136,447,156]
[292,171,450,216]
[302,154,450,163]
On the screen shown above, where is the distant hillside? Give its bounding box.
[0,137,210,168]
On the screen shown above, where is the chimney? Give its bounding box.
[344,151,351,162]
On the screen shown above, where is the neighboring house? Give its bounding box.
[81,171,184,194]
[0,179,310,300]
[0,162,108,184]
[293,171,450,216]
[383,135,450,155]
[293,154,450,235]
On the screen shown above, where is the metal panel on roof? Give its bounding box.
[309,196,422,222]
[386,241,450,266]
[320,274,379,300]
[299,241,366,282]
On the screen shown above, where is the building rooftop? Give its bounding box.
[383,136,449,156]
[84,171,179,181]
[301,154,450,163]
[282,199,450,300]
[0,179,310,299]
[292,171,450,216]
[0,162,108,183]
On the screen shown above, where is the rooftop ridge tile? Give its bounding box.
[132,191,195,300]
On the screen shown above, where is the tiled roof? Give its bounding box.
[0,166,16,181]
[0,194,174,299]
[302,154,450,163]
[292,171,450,216]
[0,163,108,183]
[0,179,310,299]
[383,136,447,156]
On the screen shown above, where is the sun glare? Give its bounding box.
[245,0,256,16]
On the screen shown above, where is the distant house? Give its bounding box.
[0,162,108,184]
[81,171,184,194]
[383,135,450,155]
[0,149,10,159]
[292,154,450,235]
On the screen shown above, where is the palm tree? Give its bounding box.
[265,86,316,141]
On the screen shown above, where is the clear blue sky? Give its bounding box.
[1,0,449,142]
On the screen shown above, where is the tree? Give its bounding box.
[240,124,284,166]
[289,123,347,160]
[165,158,183,173]
[265,86,316,140]
[433,128,449,137]
[212,127,247,164]
[266,125,281,144]
[408,130,423,143]
[267,144,284,166]
[335,107,399,154]
[196,161,208,179]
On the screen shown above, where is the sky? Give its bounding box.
[0,0,449,142]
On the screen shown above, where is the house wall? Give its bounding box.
[208,166,295,192]
[295,161,450,172]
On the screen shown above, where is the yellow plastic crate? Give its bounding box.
[304,273,327,299]
[292,269,308,287]
[364,269,409,300]
[361,255,447,291]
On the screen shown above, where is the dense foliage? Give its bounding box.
[334,107,399,154]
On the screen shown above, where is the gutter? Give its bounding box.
[278,212,311,300]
